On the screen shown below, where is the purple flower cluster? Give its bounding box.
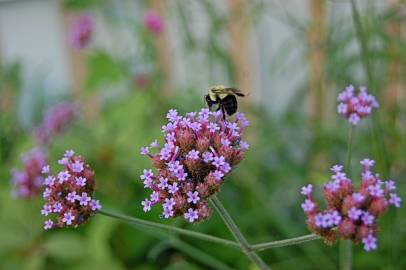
[35,102,77,145]
[69,13,94,50]
[301,159,401,251]
[140,108,249,223]
[10,148,47,199]
[144,10,163,34]
[41,150,101,230]
[337,85,379,125]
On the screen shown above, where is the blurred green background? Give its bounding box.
[0,0,405,269]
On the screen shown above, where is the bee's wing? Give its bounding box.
[226,88,246,97]
[211,88,229,94]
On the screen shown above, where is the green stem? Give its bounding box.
[345,126,355,175]
[349,0,388,178]
[210,196,270,270]
[340,240,353,270]
[167,237,235,270]
[98,209,240,249]
[251,234,321,252]
[349,0,373,84]
[340,125,355,270]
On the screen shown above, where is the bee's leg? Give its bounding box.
[221,106,226,121]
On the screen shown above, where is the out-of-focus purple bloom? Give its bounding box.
[144,10,163,35]
[337,85,378,125]
[35,102,77,145]
[69,13,93,50]
[10,148,47,199]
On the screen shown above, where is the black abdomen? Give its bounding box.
[221,95,238,116]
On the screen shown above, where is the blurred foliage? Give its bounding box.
[1,1,405,270]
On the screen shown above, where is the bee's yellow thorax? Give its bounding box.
[209,85,226,101]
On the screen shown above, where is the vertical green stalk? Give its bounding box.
[210,196,270,270]
[349,0,388,178]
[345,126,355,176]
[340,126,355,270]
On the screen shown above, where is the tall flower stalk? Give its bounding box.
[340,125,355,270]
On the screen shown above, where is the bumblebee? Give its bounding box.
[205,85,246,118]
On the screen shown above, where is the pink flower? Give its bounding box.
[337,85,378,125]
[301,159,401,250]
[69,13,93,50]
[35,102,77,145]
[184,208,199,223]
[144,10,163,34]
[139,108,249,223]
[10,148,47,199]
[41,150,101,229]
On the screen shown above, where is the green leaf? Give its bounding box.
[85,51,125,92]
[44,232,87,261]
[63,0,99,10]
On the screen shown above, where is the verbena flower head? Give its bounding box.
[69,13,94,50]
[140,108,249,223]
[41,150,101,229]
[337,85,379,125]
[144,9,163,34]
[35,102,77,145]
[301,159,401,251]
[10,148,47,199]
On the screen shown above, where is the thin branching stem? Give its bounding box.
[99,208,322,254]
[210,196,270,270]
[251,234,321,251]
[98,209,240,249]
